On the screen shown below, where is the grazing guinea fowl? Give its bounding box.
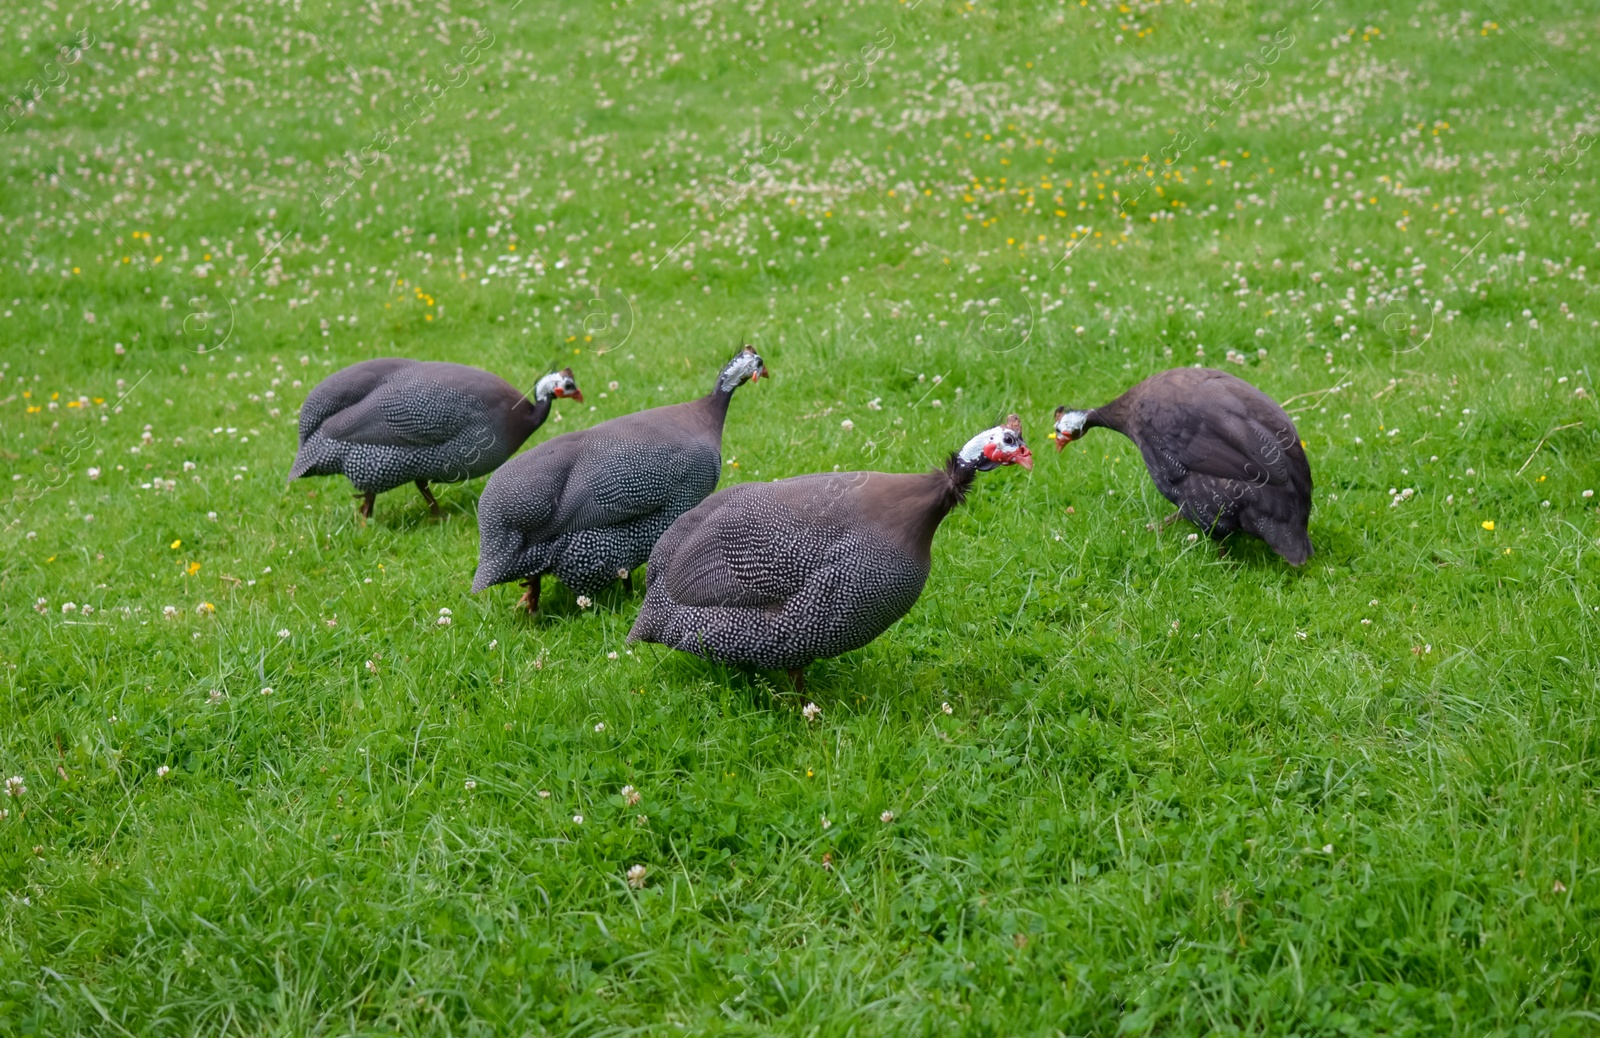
[1053,367,1313,564]
[627,415,1033,692]
[289,359,581,519]
[472,345,768,613]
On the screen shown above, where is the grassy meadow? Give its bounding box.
[3,0,1600,1032]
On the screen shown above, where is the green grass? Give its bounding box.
[3,0,1600,1032]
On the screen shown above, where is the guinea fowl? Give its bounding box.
[472,345,768,613]
[1053,367,1314,564]
[627,415,1033,692]
[289,359,581,519]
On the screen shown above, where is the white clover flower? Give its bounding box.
[87,467,101,480]
[622,784,640,805]
[840,419,854,430]
[626,864,647,888]
[802,702,821,722]
[436,615,451,627]
[62,602,77,613]
[4,776,25,797]
[880,810,895,824]
[277,629,290,638]
[941,702,954,715]
[162,605,178,618]
[538,790,551,798]
[821,816,831,829]
[594,722,606,732]
[573,814,584,824]
[366,659,378,674]
[464,779,477,791]
[155,766,170,778]
[438,607,452,616]
[576,596,593,608]
[34,598,48,614]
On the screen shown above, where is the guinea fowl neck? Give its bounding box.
[702,383,738,424]
[896,455,980,556]
[508,394,553,442]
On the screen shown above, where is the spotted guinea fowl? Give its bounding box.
[628,415,1033,692]
[472,345,768,613]
[1053,367,1313,564]
[289,359,581,518]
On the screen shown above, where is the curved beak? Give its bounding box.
[752,364,770,383]
[1016,445,1034,471]
[564,389,584,403]
[1055,431,1069,452]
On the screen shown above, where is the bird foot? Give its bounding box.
[519,576,541,615]
[355,492,376,521]
[1161,511,1183,529]
[787,668,806,696]
[415,480,442,519]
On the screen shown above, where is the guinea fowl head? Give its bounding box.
[956,414,1033,471]
[1052,406,1091,450]
[534,367,583,403]
[716,345,769,393]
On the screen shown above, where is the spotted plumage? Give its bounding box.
[289,359,579,518]
[629,416,1032,690]
[1053,367,1314,564]
[472,346,767,610]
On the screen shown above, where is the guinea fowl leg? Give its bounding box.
[1161,510,1183,529]
[415,479,443,518]
[518,575,541,615]
[788,668,806,696]
[356,491,376,520]
[621,570,635,593]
